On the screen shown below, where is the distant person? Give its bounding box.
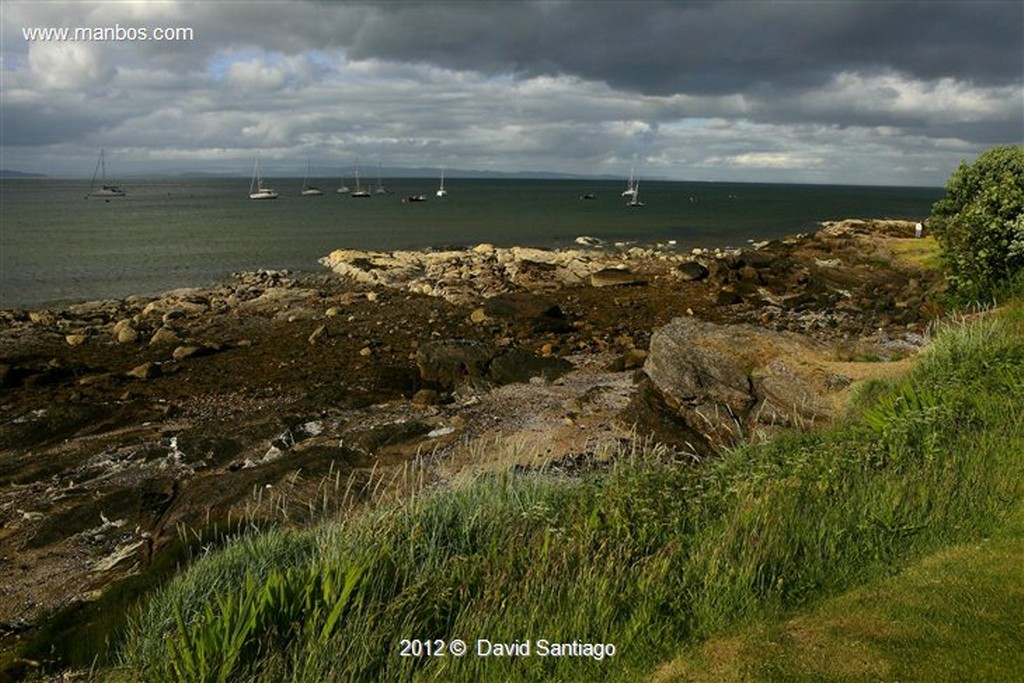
[915,222,924,238]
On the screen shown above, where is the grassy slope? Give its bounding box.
[651,504,1024,682]
[106,300,1024,682]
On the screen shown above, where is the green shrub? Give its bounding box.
[929,145,1024,302]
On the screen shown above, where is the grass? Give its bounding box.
[886,234,942,270]
[651,504,1024,682]
[100,300,1024,682]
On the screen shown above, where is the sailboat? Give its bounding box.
[350,159,371,198]
[436,166,447,197]
[621,167,637,198]
[626,177,644,207]
[249,154,279,200]
[336,165,350,194]
[88,149,125,198]
[373,162,387,195]
[300,159,323,196]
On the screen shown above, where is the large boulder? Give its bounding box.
[626,317,841,451]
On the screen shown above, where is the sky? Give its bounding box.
[2,0,1022,185]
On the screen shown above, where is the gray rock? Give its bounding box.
[646,318,754,414]
[488,348,573,385]
[126,362,161,380]
[417,339,498,390]
[590,267,645,287]
[634,317,839,450]
[116,325,140,344]
[483,292,562,321]
[481,292,570,331]
[172,345,214,361]
[675,261,709,281]
[149,326,181,346]
[29,311,57,326]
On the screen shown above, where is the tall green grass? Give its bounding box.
[110,302,1024,682]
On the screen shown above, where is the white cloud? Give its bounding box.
[27,42,115,89]
[716,152,825,169]
[224,56,289,91]
[795,70,1021,125]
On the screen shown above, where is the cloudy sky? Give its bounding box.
[2,0,1021,185]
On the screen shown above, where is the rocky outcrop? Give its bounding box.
[319,245,647,302]
[624,317,844,453]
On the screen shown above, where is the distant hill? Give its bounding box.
[386,167,625,180]
[173,166,628,180]
[0,170,47,178]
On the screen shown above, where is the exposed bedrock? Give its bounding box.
[623,317,843,454]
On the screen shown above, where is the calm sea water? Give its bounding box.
[1,177,942,308]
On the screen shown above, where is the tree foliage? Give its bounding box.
[929,145,1024,301]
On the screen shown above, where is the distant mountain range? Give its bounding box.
[0,170,48,178]
[180,166,630,180]
[1,166,638,181]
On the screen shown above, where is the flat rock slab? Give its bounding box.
[590,268,645,287]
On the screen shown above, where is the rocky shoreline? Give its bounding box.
[0,218,942,670]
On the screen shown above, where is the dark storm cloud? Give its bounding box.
[341,1,1023,95]
[1,102,107,146]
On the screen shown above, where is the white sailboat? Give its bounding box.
[373,162,387,195]
[436,166,447,197]
[300,159,323,196]
[249,154,279,200]
[336,165,350,194]
[626,177,644,207]
[621,167,637,198]
[88,149,125,198]
[350,158,371,198]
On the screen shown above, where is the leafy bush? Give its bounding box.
[929,145,1024,301]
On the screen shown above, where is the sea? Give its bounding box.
[0,177,943,309]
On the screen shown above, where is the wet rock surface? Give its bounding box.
[1,219,943,662]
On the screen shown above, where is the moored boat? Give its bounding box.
[300,159,323,196]
[249,154,279,200]
[87,149,126,198]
